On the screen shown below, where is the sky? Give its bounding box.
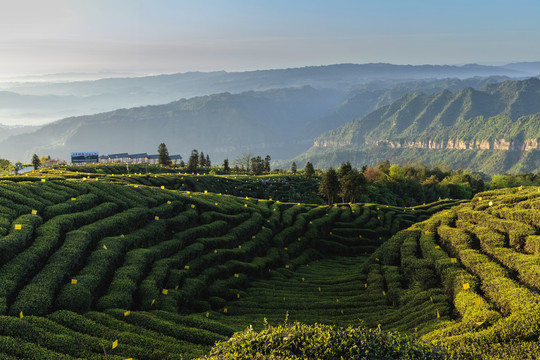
[0,0,539,77]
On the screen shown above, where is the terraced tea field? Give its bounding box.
[0,172,463,359]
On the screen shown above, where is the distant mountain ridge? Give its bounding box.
[0,62,532,126]
[297,77,540,174]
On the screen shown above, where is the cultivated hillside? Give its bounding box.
[298,77,540,173]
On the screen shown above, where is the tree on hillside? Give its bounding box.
[187,149,199,172]
[223,158,230,173]
[199,151,206,168]
[339,168,366,203]
[206,154,211,168]
[31,154,40,170]
[264,155,271,173]
[250,156,264,175]
[304,162,315,178]
[235,152,253,172]
[158,143,171,166]
[319,168,340,205]
[179,160,185,167]
[291,162,297,174]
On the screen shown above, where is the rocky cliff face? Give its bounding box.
[314,138,540,151]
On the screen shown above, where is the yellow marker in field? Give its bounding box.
[463,283,470,290]
[215,202,218,206]
[336,298,339,303]
[134,185,138,188]
[184,265,189,270]
[475,298,484,305]
[478,197,482,201]
[375,258,379,262]
[121,234,124,238]
[223,308,228,313]
[19,311,23,319]
[14,224,22,230]
[155,216,159,221]
[206,312,209,318]
[214,249,218,254]
[234,274,239,278]
[365,283,368,288]
[450,258,457,263]
[71,279,77,285]
[31,210,37,215]
[238,245,242,249]
[284,247,288,251]
[244,204,248,207]
[102,245,107,250]
[162,289,168,295]
[112,340,118,349]
[285,265,289,269]
[124,310,130,317]
[175,285,179,290]
[437,311,440,318]
[204,190,208,194]
[191,204,196,208]
[151,299,155,306]
[318,287,321,292]
[519,186,523,191]
[340,309,343,314]
[161,186,165,189]
[434,245,440,249]
[302,277,305,282]
[41,179,46,182]
[167,201,171,204]
[237,293,240,299]
[382,291,386,296]
[430,296,433,302]
[71,197,76,201]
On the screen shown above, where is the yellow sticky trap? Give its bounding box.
[191,204,196,208]
[206,312,209,318]
[237,293,240,299]
[450,258,457,263]
[151,299,155,306]
[382,291,386,296]
[14,224,22,230]
[489,201,493,206]
[336,298,339,303]
[375,258,380,262]
[437,311,440,318]
[204,190,208,194]
[19,311,23,319]
[309,221,312,224]
[478,196,482,201]
[102,245,107,250]
[155,216,159,221]
[234,273,239,278]
[474,298,484,305]
[184,265,189,270]
[244,204,247,207]
[430,296,433,302]
[519,186,523,191]
[214,249,218,254]
[71,279,77,285]
[283,297,286,302]
[112,340,118,349]
[302,277,305,282]
[252,235,256,239]
[340,309,344,314]
[71,197,76,201]
[365,283,368,288]
[298,237,301,241]
[215,203,218,206]
[284,247,288,251]
[120,234,124,238]
[238,245,242,249]
[124,310,130,317]
[162,289,168,295]
[434,245,440,249]
[41,179,46,182]
[175,285,178,290]
[318,287,321,292]
[31,210,37,215]
[223,308,227,313]
[83,177,87,180]
[329,232,332,235]
[161,186,165,189]
[167,201,171,204]
[463,283,470,290]
[285,265,289,269]
[134,185,138,188]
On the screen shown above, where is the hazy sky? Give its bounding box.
[1,0,539,77]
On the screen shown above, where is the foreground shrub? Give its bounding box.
[197,321,471,360]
